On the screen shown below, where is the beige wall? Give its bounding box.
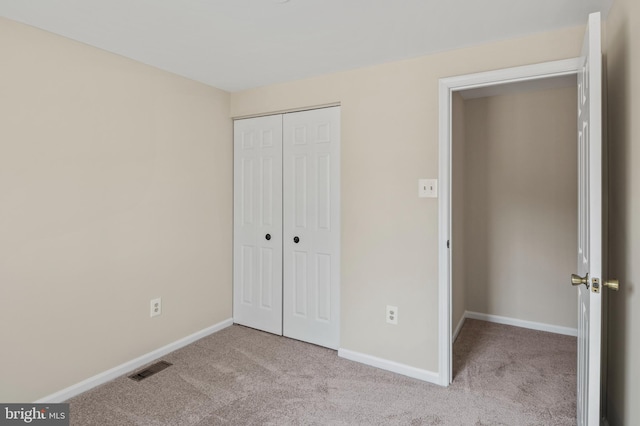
[605,0,640,423]
[451,92,466,331]
[461,87,578,328]
[0,18,233,402]
[231,26,585,372]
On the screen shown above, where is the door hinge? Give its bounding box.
[447,240,450,249]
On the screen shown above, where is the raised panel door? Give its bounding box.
[283,107,340,349]
[233,115,283,335]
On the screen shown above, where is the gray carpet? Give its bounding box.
[68,319,576,425]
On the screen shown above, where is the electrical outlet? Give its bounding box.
[386,305,398,325]
[150,298,162,318]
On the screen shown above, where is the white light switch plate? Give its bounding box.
[418,179,438,198]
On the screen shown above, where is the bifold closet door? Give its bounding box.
[233,107,340,349]
[282,107,340,350]
[233,115,283,335]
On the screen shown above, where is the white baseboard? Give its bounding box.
[35,318,234,403]
[452,315,466,343]
[338,348,440,385]
[465,311,577,337]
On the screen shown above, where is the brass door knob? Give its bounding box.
[604,279,620,291]
[571,273,589,288]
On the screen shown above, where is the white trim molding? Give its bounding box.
[338,349,440,384]
[438,58,582,387]
[452,315,466,343]
[35,318,234,403]
[465,311,578,337]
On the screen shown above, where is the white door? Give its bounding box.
[233,115,283,335]
[574,12,603,426]
[282,107,341,349]
[233,107,341,349]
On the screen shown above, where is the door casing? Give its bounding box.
[437,58,583,386]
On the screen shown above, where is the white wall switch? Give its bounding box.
[418,179,438,198]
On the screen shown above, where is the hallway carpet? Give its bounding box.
[68,319,576,425]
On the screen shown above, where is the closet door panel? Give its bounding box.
[283,107,340,349]
[233,115,283,335]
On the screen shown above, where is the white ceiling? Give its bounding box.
[0,0,612,92]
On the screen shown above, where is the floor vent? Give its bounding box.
[129,361,173,382]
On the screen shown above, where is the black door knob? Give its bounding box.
[265,234,271,241]
[293,236,300,244]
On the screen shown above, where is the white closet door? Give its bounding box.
[283,107,341,349]
[233,115,283,335]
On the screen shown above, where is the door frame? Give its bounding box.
[437,58,582,386]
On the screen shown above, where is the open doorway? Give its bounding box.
[450,78,579,408]
[438,67,581,418]
[437,59,584,386]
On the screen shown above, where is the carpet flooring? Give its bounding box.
[68,319,577,425]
